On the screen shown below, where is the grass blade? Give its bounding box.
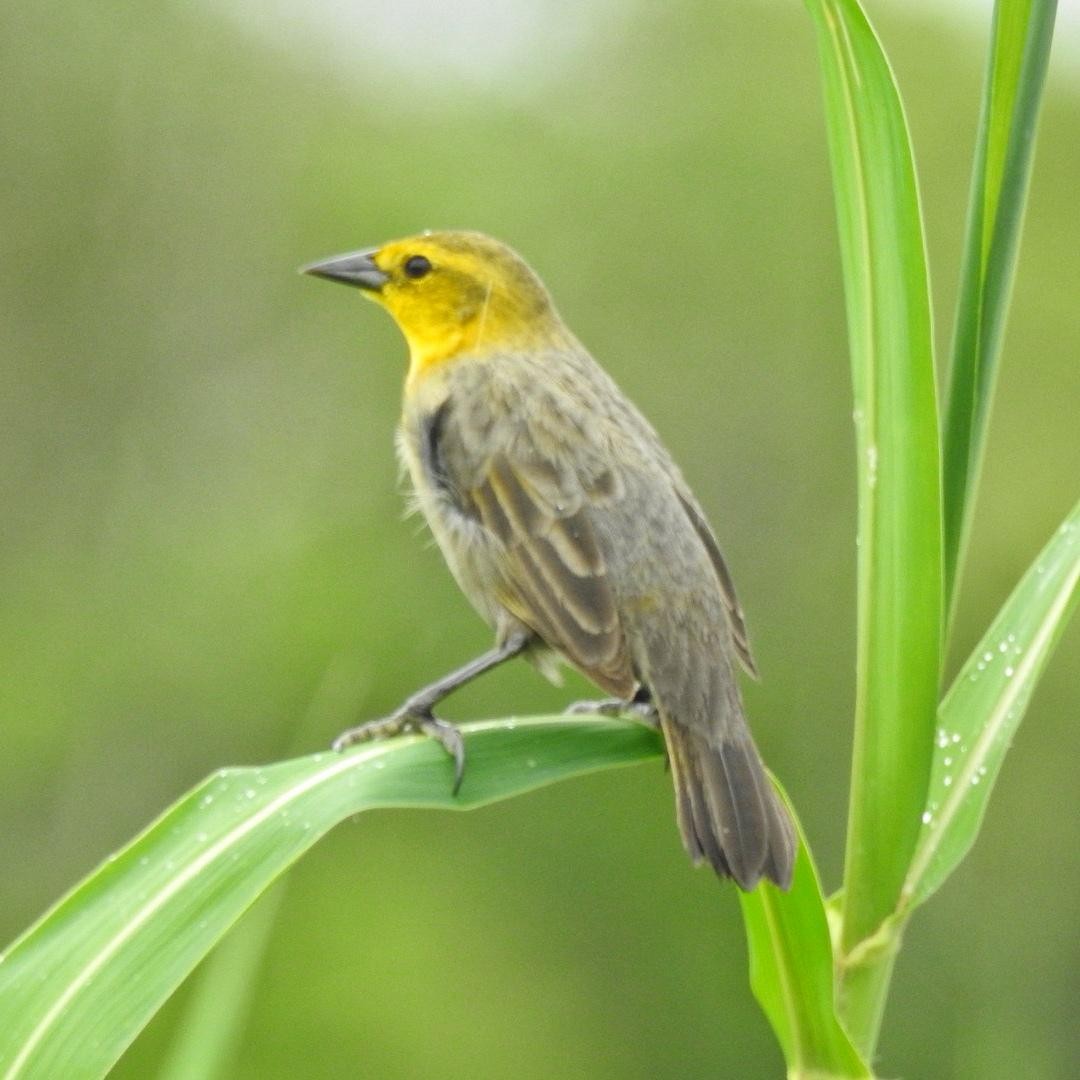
[739,786,872,1079]
[943,0,1058,614]
[0,717,661,1080]
[903,501,1080,909]
[803,0,941,952]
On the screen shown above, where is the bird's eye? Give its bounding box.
[403,255,432,279]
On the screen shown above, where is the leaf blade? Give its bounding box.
[0,717,662,1080]
[803,0,942,950]
[904,501,1080,908]
[155,886,284,1080]
[739,787,872,1079]
[943,0,1058,613]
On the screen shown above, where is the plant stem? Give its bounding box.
[836,919,903,1060]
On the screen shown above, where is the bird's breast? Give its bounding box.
[398,390,514,631]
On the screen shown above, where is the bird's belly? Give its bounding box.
[423,490,506,618]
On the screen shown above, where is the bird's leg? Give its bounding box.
[565,685,660,729]
[332,632,531,794]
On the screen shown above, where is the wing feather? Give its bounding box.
[471,455,634,695]
[676,491,758,677]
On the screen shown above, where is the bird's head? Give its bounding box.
[303,231,567,379]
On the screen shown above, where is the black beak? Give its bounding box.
[301,248,389,291]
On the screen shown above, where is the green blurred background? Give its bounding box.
[2,1,1077,1076]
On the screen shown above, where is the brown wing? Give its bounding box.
[470,455,635,697]
[676,491,758,677]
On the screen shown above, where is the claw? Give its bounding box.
[419,716,466,796]
[331,711,467,795]
[565,696,660,729]
[330,731,355,753]
[332,712,409,752]
[565,698,626,717]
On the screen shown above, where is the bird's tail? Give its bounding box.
[662,718,795,890]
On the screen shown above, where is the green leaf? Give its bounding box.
[943,0,1058,614]
[0,717,662,1080]
[903,501,1080,909]
[803,0,941,951]
[739,787,872,1079]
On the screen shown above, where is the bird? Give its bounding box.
[302,230,794,890]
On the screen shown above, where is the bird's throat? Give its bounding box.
[405,335,466,391]
[403,321,492,392]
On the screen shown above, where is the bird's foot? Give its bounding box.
[332,711,466,795]
[565,692,659,729]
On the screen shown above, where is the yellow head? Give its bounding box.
[303,231,569,383]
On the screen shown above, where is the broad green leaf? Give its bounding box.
[739,788,872,1079]
[803,0,941,952]
[943,0,1058,613]
[0,717,662,1080]
[903,501,1080,909]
